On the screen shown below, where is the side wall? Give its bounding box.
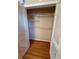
[18,3,30,59]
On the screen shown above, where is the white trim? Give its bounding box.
[50,3,58,55]
[30,39,50,42]
[24,1,58,8]
[53,38,59,50]
[50,1,61,59]
[55,40,61,59]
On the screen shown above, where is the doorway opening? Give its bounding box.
[23,6,56,59]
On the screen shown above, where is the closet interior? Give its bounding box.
[27,6,56,42]
[22,6,56,59]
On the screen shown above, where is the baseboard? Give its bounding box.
[30,39,50,42]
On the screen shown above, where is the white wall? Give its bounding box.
[18,0,24,4]
[18,3,30,59]
[28,15,54,42]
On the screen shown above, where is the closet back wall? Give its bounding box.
[27,7,55,42]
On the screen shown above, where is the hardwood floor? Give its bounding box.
[22,40,50,59]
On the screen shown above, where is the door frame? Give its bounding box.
[50,0,61,59]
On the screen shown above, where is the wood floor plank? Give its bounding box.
[22,40,50,59]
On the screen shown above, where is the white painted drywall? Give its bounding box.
[28,14,54,42]
[18,3,30,59]
[18,0,24,4]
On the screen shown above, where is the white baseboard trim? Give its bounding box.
[30,39,50,42]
